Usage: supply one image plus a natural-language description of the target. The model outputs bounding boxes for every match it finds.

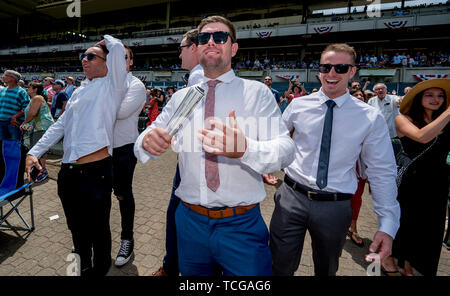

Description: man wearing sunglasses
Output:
[270,43,400,276]
[112,44,147,268]
[26,35,128,276]
[152,28,205,277]
[263,75,280,104]
[135,15,295,276]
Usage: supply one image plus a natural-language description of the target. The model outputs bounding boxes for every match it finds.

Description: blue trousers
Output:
[175,201,272,276]
[162,164,181,275]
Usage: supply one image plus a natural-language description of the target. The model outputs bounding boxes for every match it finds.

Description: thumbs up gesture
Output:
[198,110,247,158]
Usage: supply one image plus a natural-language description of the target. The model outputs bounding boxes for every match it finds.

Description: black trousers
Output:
[57,157,113,276]
[113,143,137,241]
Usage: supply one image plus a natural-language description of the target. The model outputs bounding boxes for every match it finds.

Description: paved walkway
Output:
[0,150,449,276]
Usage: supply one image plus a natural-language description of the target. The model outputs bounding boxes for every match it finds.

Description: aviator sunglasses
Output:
[197,31,233,45]
[318,64,353,74]
[79,52,106,61]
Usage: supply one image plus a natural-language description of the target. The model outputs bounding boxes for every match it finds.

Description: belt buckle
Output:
[306,191,317,201]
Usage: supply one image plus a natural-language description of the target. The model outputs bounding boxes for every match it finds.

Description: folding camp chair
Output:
[0,140,34,237]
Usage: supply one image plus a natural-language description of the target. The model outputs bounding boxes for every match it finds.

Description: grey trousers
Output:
[269,182,353,276]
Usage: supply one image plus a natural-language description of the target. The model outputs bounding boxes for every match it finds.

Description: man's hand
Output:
[25,155,42,182]
[366,231,393,262]
[198,110,247,159]
[10,116,19,127]
[262,173,278,185]
[142,127,172,156]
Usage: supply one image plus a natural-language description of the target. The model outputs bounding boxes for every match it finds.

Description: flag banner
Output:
[167,36,179,43]
[384,21,408,29]
[413,74,448,81]
[276,74,298,81]
[256,31,273,39]
[313,26,334,34]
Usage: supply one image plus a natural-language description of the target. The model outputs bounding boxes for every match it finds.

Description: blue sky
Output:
[313,0,448,15]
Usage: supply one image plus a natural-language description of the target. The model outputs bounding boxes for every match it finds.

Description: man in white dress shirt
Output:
[136,16,295,276]
[112,45,146,267]
[368,83,401,138]
[152,28,205,276]
[26,35,128,276]
[269,43,400,276]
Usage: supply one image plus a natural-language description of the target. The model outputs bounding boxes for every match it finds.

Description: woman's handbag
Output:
[395,136,438,187]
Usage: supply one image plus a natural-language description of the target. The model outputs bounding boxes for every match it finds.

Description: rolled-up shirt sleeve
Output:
[240,86,295,174]
[360,112,400,238]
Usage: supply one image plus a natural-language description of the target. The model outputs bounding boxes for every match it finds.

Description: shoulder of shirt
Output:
[130,75,146,89]
[288,92,320,106]
[240,77,268,90]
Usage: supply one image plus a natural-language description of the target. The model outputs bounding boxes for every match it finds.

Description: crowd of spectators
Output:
[1,50,449,75]
[359,51,450,68]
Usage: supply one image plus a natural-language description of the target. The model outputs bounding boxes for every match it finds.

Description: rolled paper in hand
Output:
[166,86,205,137]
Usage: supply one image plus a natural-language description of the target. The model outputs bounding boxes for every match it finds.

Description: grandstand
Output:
[1,0,449,95]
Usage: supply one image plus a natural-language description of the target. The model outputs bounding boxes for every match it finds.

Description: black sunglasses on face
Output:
[318,64,353,74]
[197,31,232,45]
[178,43,192,53]
[79,52,106,61]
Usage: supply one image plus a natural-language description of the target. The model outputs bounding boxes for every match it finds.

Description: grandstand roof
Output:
[0,0,408,20]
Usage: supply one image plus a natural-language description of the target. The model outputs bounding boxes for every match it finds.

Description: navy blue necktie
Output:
[316,100,336,189]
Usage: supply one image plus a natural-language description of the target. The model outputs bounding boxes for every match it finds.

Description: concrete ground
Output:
[0,149,449,276]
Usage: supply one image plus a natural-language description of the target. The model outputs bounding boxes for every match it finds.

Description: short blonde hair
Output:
[321,43,357,65]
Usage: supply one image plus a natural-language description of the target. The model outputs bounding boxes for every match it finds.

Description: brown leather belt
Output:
[182,201,258,219]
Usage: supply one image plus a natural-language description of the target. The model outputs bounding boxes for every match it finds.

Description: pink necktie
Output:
[205,80,221,192]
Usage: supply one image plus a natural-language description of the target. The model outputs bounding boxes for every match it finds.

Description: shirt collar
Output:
[204,69,236,84]
[318,88,349,108]
[190,64,202,75]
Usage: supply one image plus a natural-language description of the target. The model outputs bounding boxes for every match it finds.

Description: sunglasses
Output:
[197,31,232,45]
[178,43,192,53]
[79,52,106,61]
[318,64,353,74]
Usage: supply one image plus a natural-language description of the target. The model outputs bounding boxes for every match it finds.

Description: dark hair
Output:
[29,82,48,102]
[407,88,447,128]
[123,44,134,60]
[350,87,366,102]
[95,43,109,55]
[183,29,198,46]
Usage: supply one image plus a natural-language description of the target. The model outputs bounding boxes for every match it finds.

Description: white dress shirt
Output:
[283,88,400,238]
[187,64,204,86]
[113,73,147,148]
[29,35,128,163]
[368,94,400,138]
[135,70,295,208]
